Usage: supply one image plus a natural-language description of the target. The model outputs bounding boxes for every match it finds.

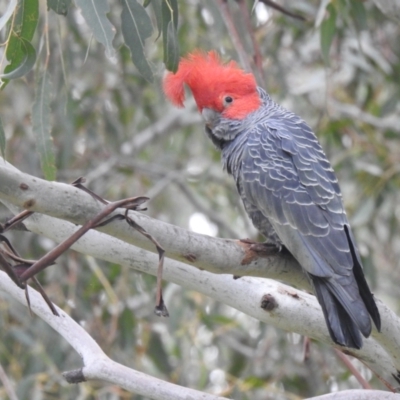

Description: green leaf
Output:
[143,0,152,7]
[164,21,179,71]
[161,0,179,71]
[2,0,38,82]
[0,116,6,158]
[75,0,116,59]
[349,0,367,31]
[14,0,38,39]
[121,0,154,82]
[32,71,57,180]
[162,0,178,31]
[1,37,36,81]
[320,3,337,65]
[47,0,72,16]
[151,0,162,40]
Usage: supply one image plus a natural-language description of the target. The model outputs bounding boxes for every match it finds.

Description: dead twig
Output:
[258,0,306,21]
[216,0,252,72]
[334,349,372,389]
[1,210,34,232]
[70,182,168,316]
[237,0,265,84]
[18,196,148,281]
[0,178,168,317]
[0,236,59,315]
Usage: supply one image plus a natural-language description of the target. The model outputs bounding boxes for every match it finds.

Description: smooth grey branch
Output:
[1,159,400,384]
[2,208,398,385]
[0,158,308,287]
[0,271,227,400]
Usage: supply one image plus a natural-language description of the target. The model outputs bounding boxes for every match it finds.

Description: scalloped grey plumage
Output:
[204,88,381,349]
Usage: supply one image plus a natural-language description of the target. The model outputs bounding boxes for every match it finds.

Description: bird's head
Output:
[163,51,261,121]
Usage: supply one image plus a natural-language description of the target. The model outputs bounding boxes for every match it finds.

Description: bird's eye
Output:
[223,96,233,106]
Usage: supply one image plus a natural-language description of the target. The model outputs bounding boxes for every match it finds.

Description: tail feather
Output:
[326,277,372,337]
[310,226,380,348]
[312,277,363,349]
[353,263,381,331]
[345,225,381,331]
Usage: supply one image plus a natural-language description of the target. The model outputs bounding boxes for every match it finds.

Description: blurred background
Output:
[0,0,399,398]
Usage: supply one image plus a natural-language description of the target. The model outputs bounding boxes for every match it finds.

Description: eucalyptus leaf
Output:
[121,0,154,82]
[162,0,178,30]
[162,0,179,71]
[320,3,337,65]
[164,21,179,72]
[1,37,36,81]
[13,0,39,39]
[75,0,116,59]
[2,0,38,82]
[47,0,72,16]
[32,71,57,180]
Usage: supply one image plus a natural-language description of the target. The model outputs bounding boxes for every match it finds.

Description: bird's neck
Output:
[221,130,248,178]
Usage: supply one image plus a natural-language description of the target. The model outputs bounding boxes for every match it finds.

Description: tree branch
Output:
[0,158,309,287]
[1,272,396,399]
[1,211,398,384]
[0,159,400,386]
[0,271,227,400]
[307,389,400,400]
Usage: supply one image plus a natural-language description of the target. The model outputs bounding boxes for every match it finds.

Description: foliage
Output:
[0,0,399,398]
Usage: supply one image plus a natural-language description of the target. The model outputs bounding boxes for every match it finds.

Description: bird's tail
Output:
[345,225,381,333]
[311,265,380,349]
[312,277,365,349]
[310,225,380,349]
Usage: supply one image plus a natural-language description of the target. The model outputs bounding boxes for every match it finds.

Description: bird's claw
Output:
[239,238,281,256]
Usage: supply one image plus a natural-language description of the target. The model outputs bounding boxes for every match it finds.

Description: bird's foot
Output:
[239,238,282,256]
[238,238,283,265]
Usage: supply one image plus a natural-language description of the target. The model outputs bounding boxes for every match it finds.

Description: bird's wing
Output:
[240,114,380,345]
[241,115,355,278]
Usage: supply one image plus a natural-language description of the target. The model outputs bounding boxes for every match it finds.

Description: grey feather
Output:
[204,88,380,349]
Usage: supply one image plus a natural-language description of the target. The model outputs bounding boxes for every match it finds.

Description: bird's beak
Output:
[202,108,221,128]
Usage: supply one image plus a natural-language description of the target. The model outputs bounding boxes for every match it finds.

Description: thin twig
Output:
[13,179,167,316]
[124,210,168,317]
[1,210,33,232]
[31,276,60,316]
[334,349,372,389]
[238,0,265,84]
[19,197,149,281]
[0,252,25,288]
[258,0,306,21]
[0,235,59,315]
[71,177,108,204]
[216,0,252,72]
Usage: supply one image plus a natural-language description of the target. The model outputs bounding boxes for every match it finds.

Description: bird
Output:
[163,50,380,349]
